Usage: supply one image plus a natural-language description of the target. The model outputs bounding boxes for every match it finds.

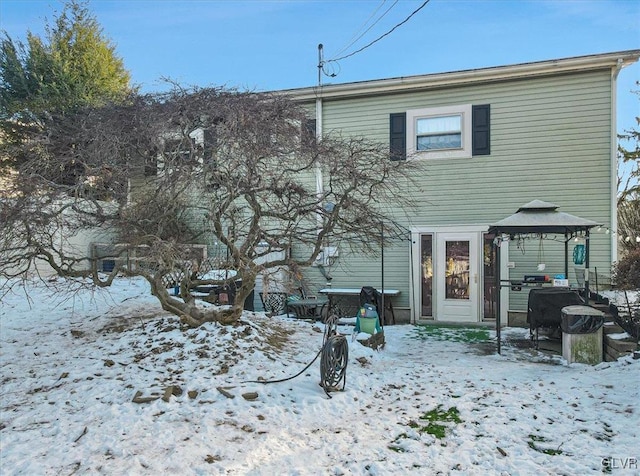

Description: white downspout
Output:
[315,95,324,242]
[315,97,323,201]
[610,58,623,263]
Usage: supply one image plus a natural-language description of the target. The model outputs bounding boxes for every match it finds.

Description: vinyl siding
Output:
[303,69,615,312]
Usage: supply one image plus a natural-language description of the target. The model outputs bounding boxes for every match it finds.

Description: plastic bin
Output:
[358,317,379,335]
[561,305,604,334]
[561,305,605,364]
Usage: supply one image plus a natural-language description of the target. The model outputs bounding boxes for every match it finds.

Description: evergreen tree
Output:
[0,0,133,172]
[617,83,639,256]
[617,116,639,206]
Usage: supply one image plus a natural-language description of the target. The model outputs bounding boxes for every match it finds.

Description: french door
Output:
[419,230,498,322]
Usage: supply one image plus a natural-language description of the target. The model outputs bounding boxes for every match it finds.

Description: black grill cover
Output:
[527,288,585,331]
[360,286,383,323]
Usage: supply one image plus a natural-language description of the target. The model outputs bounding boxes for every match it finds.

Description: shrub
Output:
[613,248,640,289]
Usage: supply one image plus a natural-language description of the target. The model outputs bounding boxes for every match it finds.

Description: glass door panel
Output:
[420,235,433,317]
[445,240,470,300]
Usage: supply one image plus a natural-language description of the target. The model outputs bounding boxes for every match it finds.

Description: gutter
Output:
[283,50,640,102]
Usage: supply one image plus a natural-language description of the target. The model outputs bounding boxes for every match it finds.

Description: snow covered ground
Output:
[1,277,638,475]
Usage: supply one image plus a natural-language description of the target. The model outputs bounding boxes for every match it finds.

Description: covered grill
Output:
[527,288,585,348]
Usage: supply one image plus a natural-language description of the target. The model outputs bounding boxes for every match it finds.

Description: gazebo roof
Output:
[488,200,599,235]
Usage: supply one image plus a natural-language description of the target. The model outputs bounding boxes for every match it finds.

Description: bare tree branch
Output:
[1,85,418,327]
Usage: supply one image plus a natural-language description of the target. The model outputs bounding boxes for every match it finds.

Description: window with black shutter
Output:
[397,104,490,159]
[389,112,406,161]
[472,104,490,156]
[302,118,317,148]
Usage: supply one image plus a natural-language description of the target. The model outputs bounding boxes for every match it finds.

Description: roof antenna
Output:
[317,43,324,87]
[318,43,339,87]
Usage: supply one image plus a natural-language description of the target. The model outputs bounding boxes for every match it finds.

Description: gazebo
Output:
[487,200,600,353]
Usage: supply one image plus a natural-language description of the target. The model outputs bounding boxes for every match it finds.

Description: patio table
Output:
[286,298,328,320]
[319,288,400,325]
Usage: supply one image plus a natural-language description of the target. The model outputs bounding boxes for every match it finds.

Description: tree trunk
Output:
[159,272,258,328]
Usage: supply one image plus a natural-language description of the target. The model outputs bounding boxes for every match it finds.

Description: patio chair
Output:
[259,291,288,315]
[286,294,327,320]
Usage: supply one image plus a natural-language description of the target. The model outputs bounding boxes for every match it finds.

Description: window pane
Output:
[416,114,462,151]
[445,240,469,300]
[416,115,461,134]
[417,133,462,150]
[421,235,433,317]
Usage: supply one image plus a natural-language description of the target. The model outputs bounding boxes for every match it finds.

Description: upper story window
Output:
[407,104,472,159]
[155,128,205,176]
[391,104,490,161]
[416,115,462,151]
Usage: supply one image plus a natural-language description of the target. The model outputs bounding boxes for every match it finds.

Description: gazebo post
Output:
[564,232,569,280]
[495,237,501,354]
[584,229,590,302]
[381,223,385,325]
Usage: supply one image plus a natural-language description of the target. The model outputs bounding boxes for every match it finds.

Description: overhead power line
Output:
[328,0,431,63]
[330,0,399,60]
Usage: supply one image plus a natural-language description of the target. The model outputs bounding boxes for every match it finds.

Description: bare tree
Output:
[0,86,417,326]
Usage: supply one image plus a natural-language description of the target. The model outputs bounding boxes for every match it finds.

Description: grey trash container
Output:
[561,305,605,364]
[561,305,604,334]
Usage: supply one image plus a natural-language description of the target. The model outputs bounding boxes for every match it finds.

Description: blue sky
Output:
[1,0,639,133]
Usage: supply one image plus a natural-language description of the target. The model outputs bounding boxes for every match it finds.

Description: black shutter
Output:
[303,119,317,148]
[390,112,406,161]
[472,104,490,156]
[305,118,316,137]
[203,127,217,156]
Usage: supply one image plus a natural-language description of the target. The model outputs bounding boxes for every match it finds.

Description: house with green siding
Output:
[281,50,640,325]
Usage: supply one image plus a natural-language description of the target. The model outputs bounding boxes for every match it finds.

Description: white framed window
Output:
[406,104,472,159]
[155,128,205,176]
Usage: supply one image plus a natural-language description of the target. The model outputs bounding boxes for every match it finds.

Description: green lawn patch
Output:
[410,324,491,343]
[527,434,563,455]
[405,405,464,440]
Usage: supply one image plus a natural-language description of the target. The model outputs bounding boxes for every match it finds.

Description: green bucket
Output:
[359,316,378,335]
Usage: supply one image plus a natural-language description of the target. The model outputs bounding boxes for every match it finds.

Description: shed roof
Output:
[488,200,599,235]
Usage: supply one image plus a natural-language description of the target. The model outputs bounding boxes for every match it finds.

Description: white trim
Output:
[406,104,472,160]
[286,50,640,101]
[411,224,489,234]
[410,231,423,323]
[610,60,623,261]
[410,225,491,323]
[156,128,204,177]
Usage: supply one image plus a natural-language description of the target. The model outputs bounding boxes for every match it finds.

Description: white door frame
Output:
[410,225,509,323]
